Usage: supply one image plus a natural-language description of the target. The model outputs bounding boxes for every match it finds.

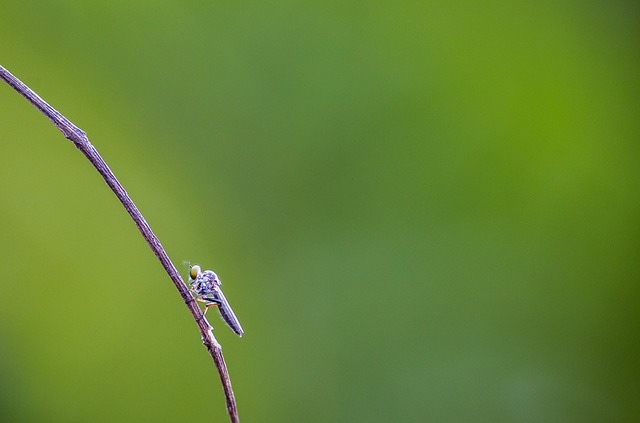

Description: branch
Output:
[0,65,240,423]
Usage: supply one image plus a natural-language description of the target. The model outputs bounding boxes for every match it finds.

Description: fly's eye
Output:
[190,265,201,280]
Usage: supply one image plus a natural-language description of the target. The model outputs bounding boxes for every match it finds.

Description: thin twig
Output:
[0,64,240,423]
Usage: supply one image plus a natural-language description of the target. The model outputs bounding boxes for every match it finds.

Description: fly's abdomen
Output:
[214,288,244,336]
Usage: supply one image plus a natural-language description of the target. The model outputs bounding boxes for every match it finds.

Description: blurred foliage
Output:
[1,1,639,422]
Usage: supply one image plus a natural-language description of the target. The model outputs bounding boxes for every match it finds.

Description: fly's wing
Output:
[213,286,244,336]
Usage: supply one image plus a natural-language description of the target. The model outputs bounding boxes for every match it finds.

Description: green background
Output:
[1,1,638,422]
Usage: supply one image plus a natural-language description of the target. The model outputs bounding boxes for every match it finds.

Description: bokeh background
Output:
[1,1,638,422]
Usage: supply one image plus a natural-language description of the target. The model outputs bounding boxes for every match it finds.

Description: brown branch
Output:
[0,64,240,423]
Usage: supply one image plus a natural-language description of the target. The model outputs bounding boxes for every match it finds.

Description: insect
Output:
[187,263,244,337]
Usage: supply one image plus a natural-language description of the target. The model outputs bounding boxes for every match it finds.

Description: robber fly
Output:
[187,263,244,336]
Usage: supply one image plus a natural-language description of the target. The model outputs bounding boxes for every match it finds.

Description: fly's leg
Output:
[201,296,221,315]
[192,297,218,331]
[188,284,198,296]
[193,297,213,314]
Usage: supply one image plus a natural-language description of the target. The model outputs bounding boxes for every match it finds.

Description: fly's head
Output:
[188,264,202,285]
